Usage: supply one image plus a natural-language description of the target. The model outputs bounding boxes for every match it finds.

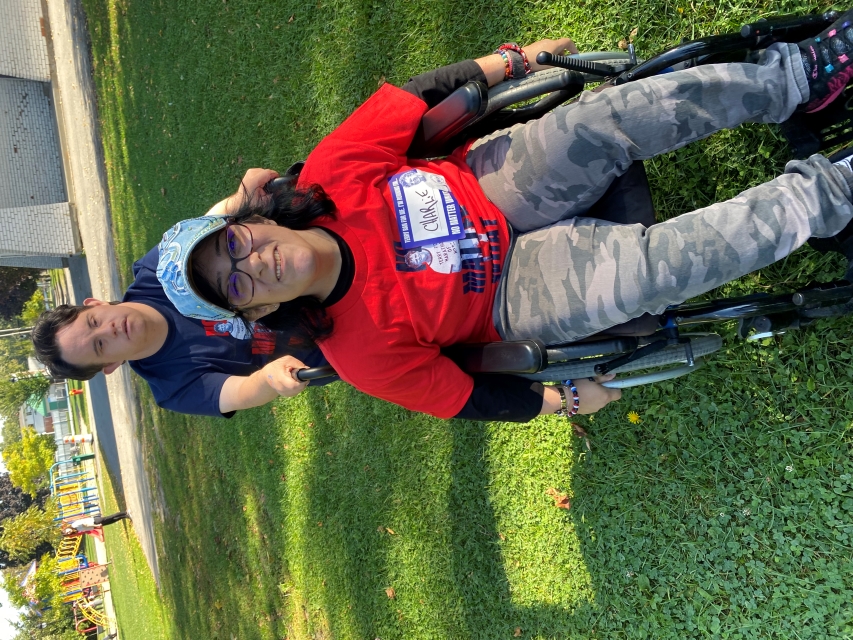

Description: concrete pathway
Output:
[45,0,160,587]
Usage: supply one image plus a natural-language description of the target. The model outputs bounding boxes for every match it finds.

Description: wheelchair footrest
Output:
[780,84,853,158]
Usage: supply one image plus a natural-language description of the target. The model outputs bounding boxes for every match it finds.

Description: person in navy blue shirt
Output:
[31,245,331,418]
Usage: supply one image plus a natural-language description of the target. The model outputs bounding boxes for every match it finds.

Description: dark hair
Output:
[190,180,337,347]
[31,305,103,381]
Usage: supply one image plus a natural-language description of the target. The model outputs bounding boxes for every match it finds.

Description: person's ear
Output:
[83,298,109,308]
[242,303,280,321]
[101,361,124,375]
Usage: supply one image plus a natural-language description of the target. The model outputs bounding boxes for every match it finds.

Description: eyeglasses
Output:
[222,223,255,308]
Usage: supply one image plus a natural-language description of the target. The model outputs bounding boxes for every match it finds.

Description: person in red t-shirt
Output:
[157,18,853,422]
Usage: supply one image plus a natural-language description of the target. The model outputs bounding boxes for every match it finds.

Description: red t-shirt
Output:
[299,83,511,418]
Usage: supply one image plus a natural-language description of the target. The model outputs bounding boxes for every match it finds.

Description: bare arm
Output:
[539,375,621,415]
[218,355,308,413]
[474,37,580,87]
[205,168,280,218]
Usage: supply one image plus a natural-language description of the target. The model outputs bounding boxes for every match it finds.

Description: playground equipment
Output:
[50,462,100,523]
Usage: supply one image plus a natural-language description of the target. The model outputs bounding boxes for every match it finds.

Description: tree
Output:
[20,289,45,326]
[3,555,80,640]
[0,267,40,321]
[0,317,36,375]
[2,429,56,497]
[0,473,50,568]
[0,373,52,425]
[1,419,23,449]
[0,501,60,562]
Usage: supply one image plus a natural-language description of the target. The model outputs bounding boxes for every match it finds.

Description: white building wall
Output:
[0,0,50,82]
[0,202,76,255]
[0,78,66,208]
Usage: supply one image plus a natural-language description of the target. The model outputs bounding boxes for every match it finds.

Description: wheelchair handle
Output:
[536,51,616,77]
[294,365,338,381]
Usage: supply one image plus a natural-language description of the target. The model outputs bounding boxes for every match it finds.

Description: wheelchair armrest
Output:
[409,81,488,158]
[480,69,582,117]
[444,340,548,374]
[410,69,584,158]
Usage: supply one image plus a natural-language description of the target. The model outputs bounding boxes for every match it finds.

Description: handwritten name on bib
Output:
[389,169,465,249]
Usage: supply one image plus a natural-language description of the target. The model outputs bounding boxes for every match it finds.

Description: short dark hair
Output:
[31,305,103,381]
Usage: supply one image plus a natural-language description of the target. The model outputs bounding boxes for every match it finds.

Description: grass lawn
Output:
[67,379,90,433]
[79,0,853,637]
[96,458,174,640]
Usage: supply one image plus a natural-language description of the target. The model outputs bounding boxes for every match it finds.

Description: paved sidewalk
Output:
[45,0,160,587]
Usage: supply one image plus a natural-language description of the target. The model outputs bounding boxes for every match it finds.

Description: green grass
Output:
[67,379,89,434]
[96,458,174,640]
[79,0,853,637]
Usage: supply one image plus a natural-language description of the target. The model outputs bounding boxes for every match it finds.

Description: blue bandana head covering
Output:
[156,215,235,320]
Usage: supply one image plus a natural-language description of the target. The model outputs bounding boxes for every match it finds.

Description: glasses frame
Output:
[223,222,256,309]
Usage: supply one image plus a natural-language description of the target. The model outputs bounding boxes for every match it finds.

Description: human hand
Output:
[262,355,309,398]
[574,374,621,414]
[237,168,279,205]
[524,38,580,72]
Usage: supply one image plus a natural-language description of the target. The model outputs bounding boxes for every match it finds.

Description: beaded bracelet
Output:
[563,379,580,417]
[553,380,580,418]
[494,43,531,75]
[554,384,568,416]
[496,49,513,80]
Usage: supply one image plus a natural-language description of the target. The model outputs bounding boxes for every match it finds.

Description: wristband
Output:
[494,43,531,76]
[554,384,568,416]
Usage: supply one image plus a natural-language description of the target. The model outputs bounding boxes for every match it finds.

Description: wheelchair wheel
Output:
[521,332,722,384]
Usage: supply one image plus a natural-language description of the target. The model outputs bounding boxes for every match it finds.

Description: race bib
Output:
[389,169,465,249]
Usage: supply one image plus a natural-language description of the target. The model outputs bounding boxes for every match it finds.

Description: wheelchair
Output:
[295,10,853,390]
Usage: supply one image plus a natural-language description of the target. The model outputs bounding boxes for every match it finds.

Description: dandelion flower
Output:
[627,411,641,424]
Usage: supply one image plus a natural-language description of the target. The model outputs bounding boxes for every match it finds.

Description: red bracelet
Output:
[494,43,531,75]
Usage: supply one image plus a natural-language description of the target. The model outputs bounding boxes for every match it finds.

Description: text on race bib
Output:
[389,169,465,249]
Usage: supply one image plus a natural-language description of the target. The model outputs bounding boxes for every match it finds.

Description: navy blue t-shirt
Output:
[122,247,331,417]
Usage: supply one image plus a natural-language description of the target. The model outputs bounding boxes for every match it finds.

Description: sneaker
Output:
[799,10,853,113]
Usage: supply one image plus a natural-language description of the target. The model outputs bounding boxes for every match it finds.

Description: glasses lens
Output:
[227,272,254,307]
[226,225,252,260]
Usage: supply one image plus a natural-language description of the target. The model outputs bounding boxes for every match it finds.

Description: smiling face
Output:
[55,299,167,374]
[193,222,322,311]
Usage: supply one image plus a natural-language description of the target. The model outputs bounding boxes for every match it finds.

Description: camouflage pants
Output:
[464,45,853,342]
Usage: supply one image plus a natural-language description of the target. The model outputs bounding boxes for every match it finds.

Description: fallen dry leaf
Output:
[377,526,385,533]
[514,627,522,637]
[629,26,639,42]
[385,587,396,599]
[571,422,588,438]
[378,75,386,87]
[160,187,166,196]
[618,38,628,50]
[546,487,571,510]
[385,527,396,535]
